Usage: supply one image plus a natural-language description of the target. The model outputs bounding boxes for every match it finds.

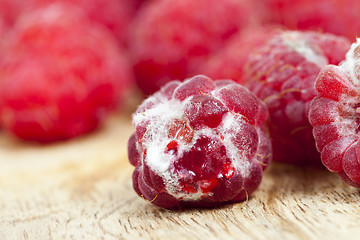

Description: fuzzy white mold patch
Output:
[181,190,209,201]
[133,95,207,200]
[282,31,328,68]
[133,97,184,174]
[335,95,360,137]
[220,113,253,178]
[341,38,360,87]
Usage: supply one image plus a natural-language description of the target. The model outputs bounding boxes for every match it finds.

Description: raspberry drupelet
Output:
[309,39,360,187]
[0,3,132,142]
[245,30,350,165]
[128,75,272,209]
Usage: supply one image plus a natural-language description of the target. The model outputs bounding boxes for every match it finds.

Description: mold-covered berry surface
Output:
[310,39,360,188]
[1,112,360,239]
[129,75,272,209]
[245,30,350,165]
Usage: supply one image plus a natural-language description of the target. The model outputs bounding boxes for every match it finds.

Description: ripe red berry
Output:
[30,0,136,45]
[0,3,132,142]
[245,30,350,165]
[309,39,360,187]
[259,0,360,41]
[128,75,272,209]
[200,26,281,85]
[129,0,253,95]
[0,0,135,45]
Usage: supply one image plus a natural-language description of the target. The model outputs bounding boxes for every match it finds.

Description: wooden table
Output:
[1,112,359,240]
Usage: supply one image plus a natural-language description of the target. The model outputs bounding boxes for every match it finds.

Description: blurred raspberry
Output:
[309,39,360,187]
[199,25,281,84]
[128,75,272,209]
[129,0,253,95]
[31,0,137,45]
[259,0,360,41]
[246,30,350,165]
[0,3,133,142]
[0,0,136,45]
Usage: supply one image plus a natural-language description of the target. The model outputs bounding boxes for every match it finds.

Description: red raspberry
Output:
[129,0,253,95]
[245,30,350,165]
[128,75,272,209]
[309,39,360,187]
[0,3,132,142]
[0,0,135,45]
[31,0,136,45]
[259,0,360,41]
[200,25,281,85]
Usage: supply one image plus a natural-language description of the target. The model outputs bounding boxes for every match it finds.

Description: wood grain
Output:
[0,112,360,240]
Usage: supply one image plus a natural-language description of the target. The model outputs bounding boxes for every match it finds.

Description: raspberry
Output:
[0,17,5,38]
[245,30,350,165]
[200,25,281,85]
[129,0,253,95]
[0,0,135,45]
[309,39,360,187]
[259,0,360,41]
[30,0,136,45]
[0,3,132,142]
[128,75,272,209]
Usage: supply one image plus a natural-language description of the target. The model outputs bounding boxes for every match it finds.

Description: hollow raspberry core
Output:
[128,75,272,209]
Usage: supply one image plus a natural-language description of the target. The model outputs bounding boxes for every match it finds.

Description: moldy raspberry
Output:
[309,39,360,187]
[128,75,272,209]
[129,0,253,95]
[0,3,132,142]
[245,30,350,165]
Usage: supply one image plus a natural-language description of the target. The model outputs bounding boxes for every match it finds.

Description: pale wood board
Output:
[0,111,360,240]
